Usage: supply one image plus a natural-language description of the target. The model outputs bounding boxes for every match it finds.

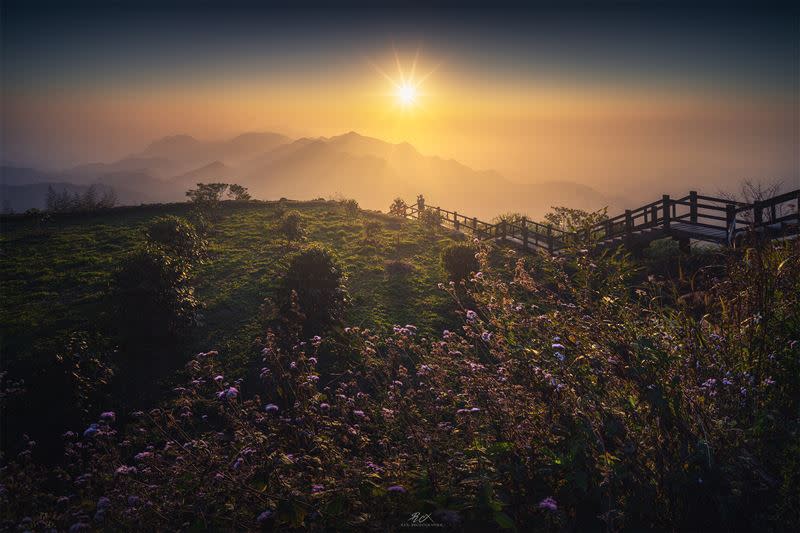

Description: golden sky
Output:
[2,6,798,198]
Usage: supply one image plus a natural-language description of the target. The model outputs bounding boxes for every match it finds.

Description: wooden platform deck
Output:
[399,189,800,254]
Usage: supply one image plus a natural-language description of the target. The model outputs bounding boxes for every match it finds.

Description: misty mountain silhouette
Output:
[1,131,623,217]
[173,161,233,188]
[140,132,291,169]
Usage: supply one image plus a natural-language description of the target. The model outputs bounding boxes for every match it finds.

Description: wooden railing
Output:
[400,188,800,253]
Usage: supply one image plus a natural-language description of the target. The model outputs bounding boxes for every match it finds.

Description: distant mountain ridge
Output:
[1,131,624,217]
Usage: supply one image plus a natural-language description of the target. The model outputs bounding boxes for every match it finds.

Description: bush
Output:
[362,219,382,243]
[418,208,442,233]
[441,242,480,280]
[111,247,199,343]
[226,184,251,201]
[389,197,407,216]
[340,198,360,218]
[492,212,528,226]
[145,216,205,260]
[186,182,227,209]
[280,246,347,334]
[279,210,305,240]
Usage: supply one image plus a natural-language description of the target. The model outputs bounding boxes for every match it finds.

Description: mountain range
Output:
[0,131,626,218]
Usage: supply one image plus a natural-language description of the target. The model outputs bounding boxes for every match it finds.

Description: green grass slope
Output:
[0,200,459,377]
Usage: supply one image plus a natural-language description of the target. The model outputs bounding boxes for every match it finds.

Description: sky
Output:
[1,1,798,197]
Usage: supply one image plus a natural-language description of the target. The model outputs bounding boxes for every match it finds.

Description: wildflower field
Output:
[1,200,799,531]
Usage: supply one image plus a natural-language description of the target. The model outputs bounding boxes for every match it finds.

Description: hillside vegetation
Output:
[1,200,798,531]
[0,201,457,451]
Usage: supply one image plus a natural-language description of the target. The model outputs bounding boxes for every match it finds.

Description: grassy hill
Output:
[0,201,459,375]
[1,199,798,532]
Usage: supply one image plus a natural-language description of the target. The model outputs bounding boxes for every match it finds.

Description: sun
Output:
[370,47,437,111]
[397,83,417,106]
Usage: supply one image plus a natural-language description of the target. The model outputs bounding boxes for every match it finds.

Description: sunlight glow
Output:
[397,83,417,106]
[370,47,438,111]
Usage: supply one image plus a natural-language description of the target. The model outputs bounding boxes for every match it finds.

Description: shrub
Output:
[186,182,228,220]
[389,197,407,216]
[418,208,442,233]
[226,184,251,201]
[492,212,528,226]
[362,219,382,243]
[340,198,360,218]
[186,182,228,208]
[279,210,305,240]
[280,246,347,334]
[111,246,199,343]
[441,242,480,280]
[145,215,205,260]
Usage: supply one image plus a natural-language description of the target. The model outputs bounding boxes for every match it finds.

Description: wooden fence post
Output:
[689,191,698,224]
[547,225,554,254]
[651,204,658,227]
[625,210,633,241]
[726,204,736,246]
[753,201,762,226]
[797,190,800,224]
[662,195,671,230]
[454,212,459,230]
[521,217,529,249]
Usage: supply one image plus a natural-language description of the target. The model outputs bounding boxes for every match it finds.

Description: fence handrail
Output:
[400,189,799,252]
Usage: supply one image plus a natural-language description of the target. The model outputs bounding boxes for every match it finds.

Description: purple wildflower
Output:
[481,331,492,342]
[387,485,407,493]
[264,403,279,413]
[224,387,239,399]
[257,510,274,523]
[99,411,116,422]
[115,465,137,476]
[538,496,558,511]
[466,310,478,321]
